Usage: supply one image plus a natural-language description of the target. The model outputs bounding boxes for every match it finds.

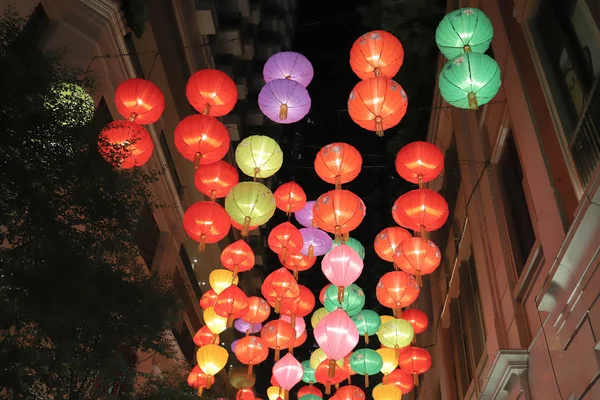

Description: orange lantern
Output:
[214,284,249,326]
[398,346,431,386]
[98,120,154,169]
[336,385,366,400]
[280,285,316,322]
[174,114,230,168]
[221,239,255,279]
[194,160,239,201]
[319,284,332,305]
[298,385,323,398]
[231,218,259,234]
[267,222,304,259]
[236,389,256,400]
[261,268,300,313]
[292,329,308,348]
[374,227,412,263]
[261,319,296,360]
[234,336,269,375]
[199,289,218,309]
[392,189,449,238]
[350,31,404,80]
[183,201,231,251]
[348,77,408,137]
[193,326,219,346]
[241,296,271,325]
[314,143,363,189]
[186,69,238,116]
[393,237,441,286]
[384,368,414,394]
[313,190,365,240]
[280,252,317,280]
[187,365,214,396]
[376,271,420,317]
[395,141,444,186]
[315,358,349,395]
[274,182,307,216]
[114,78,165,124]
[402,309,428,336]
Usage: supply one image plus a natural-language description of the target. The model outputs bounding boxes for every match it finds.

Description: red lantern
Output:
[242,296,271,325]
[274,182,307,216]
[298,385,323,398]
[174,114,230,168]
[214,285,249,326]
[384,368,414,394]
[234,336,269,375]
[393,237,441,286]
[280,252,317,280]
[292,329,308,348]
[395,141,444,186]
[183,201,231,251]
[402,309,429,335]
[187,365,214,396]
[114,78,165,124]
[221,239,255,279]
[98,120,153,169]
[313,190,365,240]
[398,346,432,386]
[350,30,404,80]
[194,160,239,201]
[319,284,332,305]
[193,325,219,346]
[335,385,366,400]
[200,289,218,309]
[261,320,296,361]
[392,189,449,237]
[348,77,408,137]
[186,69,238,116]
[280,285,315,321]
[314,143,363,189]
[236,389,255,400]
[315,359,349,395]
[376,271,420,317]
[261,268,300,313]
[267,222,303,260]
[374,227,412,263]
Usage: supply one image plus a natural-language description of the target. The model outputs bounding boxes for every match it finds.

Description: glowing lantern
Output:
[280,314,306,338]
[267,386,283,400]
[194,160,239,201]
[394,237,442,285]
[209,269,239,295]
[319,285,331,305]
[301,360,317,385]
[231,218,259,234]
[280,285,315,322]
[313,190,365,240]
[350,30,404,79]
[298,385,322,398]
[235,135,283,180]
[280,252,317,280]
[261,268,299,313]
[335,385,366,400]
[292,329,307,348]
[229,366,256,390]
[395,141,444,186]
[186,69,238,116]
[268,222,304,260]
[261,319,296,361]
[48,82,95,127]
[263,51,314,87]
[234,319,262,335]
[398,346,432,385]
[315,358,349,395]
[314,309,359,377]
[98,120,153,169]
[183,201,231,251]
[402,308,429,335]
[174,114,230,168]
[310,348,344,370]
[439,52,501,110]
[203,307,228,335]
[311,307,330,329]
[376,271,420,317]
[221,240,255,279]
[214,285,249,326]
[234,336,269,375]
[295,200,316,228]
[351,309,381,344]
[272,353,303,400]
[259,79,311,124]
[377,318,414,350]
[298,395,320,400]
[436,8,494,60]
[237,389,256,400]
[323,284,365,317]
[194,325,219,346]
[372,384,402,400]
[241,296,271,325]
[299,228,332,258]
[314,143,363,189]
[321,245,364,302]
[349,349,383,387]
[187,365,214,396]
[196,344,228,387]
[331,237,365,260]
[200,289,218,309]
[114,78,164,124]
[392,189,449,237]
[348,77,408,137]
[274,181,307,216]
[376,348,398,375]
[374,227,412,263]
[384,368,414,394]
[226,182,276,236]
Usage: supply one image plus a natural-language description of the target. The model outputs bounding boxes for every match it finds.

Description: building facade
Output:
[417,0,600,399]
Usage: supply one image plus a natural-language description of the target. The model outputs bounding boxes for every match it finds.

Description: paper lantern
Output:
[215,284,249,326]
[315,358,349,394]
[292,329,307,348]
[234,336,269,375]
[200,289,218,310]
[311,307,330,329]
[395,141,444,185]
[261,268,300,312]
[47,82,95,127]
[221,240,255,279]
[259,78,311,124]
[321,245,363,302]
[295,200,316,228]
[231,218,259,234]
[203,307,228,335]
[268,222,304,259]
[436,7,494,60]
[378,315,394,330]
[272,353,303,399]
[231,339,240,353]
[266,386,283,400]
[376,271,420,317]
[331,237,365,260]
[392,189,449,236]
[374,227,412,263]
[397,346,432,385]
[274,181,307,215]
[394,237,441,285]
[402,309,429,337]
[335,385,366,400]
[319,285,331,305]
[299,228,332,258]
[229,366,256,390]
[209,269,239,295]
[280,252,317,280]
[183,201,231,251]
[263,51,314,87]
[313,190,365,239]
[314,309,359,377]
[384,368,414,394]
[348,77,408,137]
[196,344,228,385]
[350,30,404,79]
[280,314,306,338]
[114,78,164,124]
[235,135,283,180]
[298,395,321,400]
[174,114,230,168]
[237,389,256,400]
[187,365,214,396]
[298,385,322,398]
[186,69,238,116]
[349,349,383,387]
[193,325,219,346]
[242,296,271,325]
[301,360,317,384]
[98,120,153,169]
[310,348,344,370]
[234,319,262,335]
[439,52,501,110]
[351,310,382,344]
[226,182,276,236]
[314,143,363,189]
[372,384,402,400]
[376,348,398,375]
[323,284,365,317]
[261,319,296,360]
[280,285,315,320]
[377,318,414,349]
[194,160,239,201]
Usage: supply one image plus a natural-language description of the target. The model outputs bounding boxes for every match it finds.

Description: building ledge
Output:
[479,350,529,400]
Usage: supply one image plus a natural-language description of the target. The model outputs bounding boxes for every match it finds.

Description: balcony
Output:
[195,0,218,35]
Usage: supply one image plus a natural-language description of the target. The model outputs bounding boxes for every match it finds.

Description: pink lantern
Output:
[299,228,333,258]
[321,244,364,302]
[258,79,311,124]
[295,200,316,228]
[263,51,314,87]
[272,353,303,399]
[314,309,359,379]
[279,314,306,338]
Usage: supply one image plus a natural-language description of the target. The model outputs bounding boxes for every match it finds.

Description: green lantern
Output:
[299,395,322,400]
[377,318,414,349]
[235,135,283,180]
[323,284,365,317]
[438,52,501,110]
[46,82,95,127]
[352,310,381,344]
[349,348,383,388]
[331,237,365,260]
[436,7,494,60]
[301,360,316,384]
[225,182,276,236]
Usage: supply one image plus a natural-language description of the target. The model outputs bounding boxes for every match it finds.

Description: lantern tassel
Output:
[206,375,213,390]
[464,44,472,53]
[308,244,314,258]
[335,383,340,390]
[290,314,296,329]
[286,203,291,217]
[242,216,251,237]
[210,190,217,202]
[253,167,260,182]
[275,298,280,313]
[232,265,238,280]
[418,174,424,189]
[198,235,206,252]
[335,175,341,190]
[467,91,479,111]
[342,232,349,242]
[281,246,287,260]
[247,363,253,376]
[280,103,288,120]
[226,314,234,328]
[311,219,317,228]
[325,384,331,395]
[375,116,384,137]
[414,373,419,386]
[309,381,313,390]
[194,152,202,169]
[334,225,342,241]
[128,112,138,122]
[364,333,369,344]
[337,286,345,303]
[203,103,211,115]
[328,359,336,379]
[212,334,218,344]
[347,375,351,385]
[374,67,381,77]
[419,226,428,241]
[246,329,250,337]
[293,267,299,281]
[289,346,294,354]
[283,389,289,400]
[197,387,203,397]
[394,306,402,318]
[412,336,416,345]
[417,271,423,287]
[275,348,280,361]
[365,374,369,388]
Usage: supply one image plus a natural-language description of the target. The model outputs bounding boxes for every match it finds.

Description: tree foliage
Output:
[0,8,183,399]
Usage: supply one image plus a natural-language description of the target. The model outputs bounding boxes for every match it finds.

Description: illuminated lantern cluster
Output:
[348,31,408,137]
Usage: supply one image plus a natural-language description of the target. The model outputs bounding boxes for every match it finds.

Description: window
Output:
[437,136,461,257]
[134,202,161,270]
[124,33,144,78]
[159,131,183,194]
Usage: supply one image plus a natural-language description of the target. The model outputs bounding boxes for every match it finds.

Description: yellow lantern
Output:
[203,307,228,335]
[209,269,238,294]
[376,348,398,375]
[196,344,228,387]
[377,318,414,349]
[310,347,344,370]
[225,182,276,236]
[372,383,402,400]
[311,307,330,329]
[235,135,283,180]
[267,386,283,400]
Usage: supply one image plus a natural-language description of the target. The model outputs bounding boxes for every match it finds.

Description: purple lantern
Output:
[231,339,239,353]
[234,319,262,334]
[263,51,314,88]
[280,314,306,338]
[299,227,332,258]
[295,200,316,228]
[258,79,311,124]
